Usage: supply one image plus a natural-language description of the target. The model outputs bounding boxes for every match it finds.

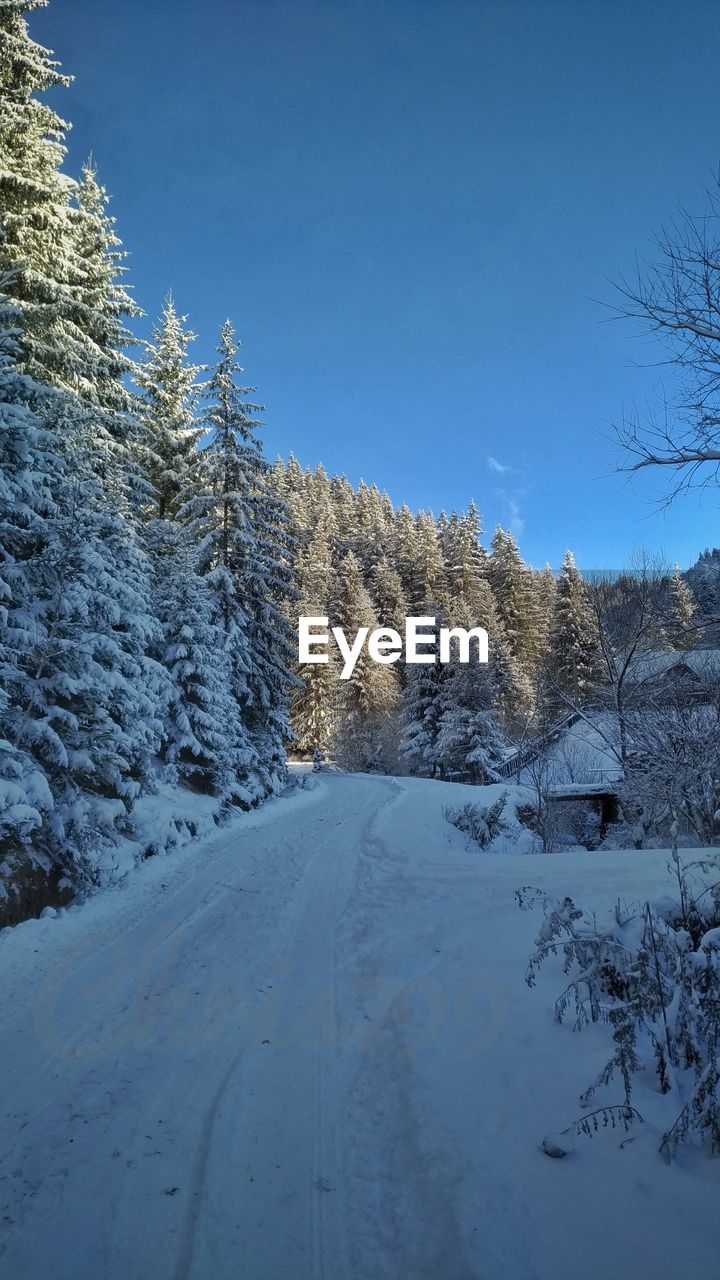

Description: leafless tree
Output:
[522,750,558,854]
[619,674,720,846]
[613,172,720,499]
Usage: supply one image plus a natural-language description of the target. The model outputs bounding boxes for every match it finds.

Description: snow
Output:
[518,713,623,786]
[1,772,718,1279]
[628,648,720,681]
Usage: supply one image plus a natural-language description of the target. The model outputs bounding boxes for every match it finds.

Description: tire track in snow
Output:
[338,779,483,1280]
[170,776,397,1280]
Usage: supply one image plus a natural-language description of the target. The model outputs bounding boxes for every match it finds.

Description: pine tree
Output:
[469,575,533,736]
[0,7,136,407]
[134,297,204,521]
[354,480,389,571]
[410,511,446,609]
[0,0,74,386]
[399,598,460,778]
[400,661,447,777]
[0,7,167,892]
[369,556,408,636]
[152,527,251,801]
[291,656,338,757]
[296,512,334,611]
[306,463,334,522]
[489,526,543,679]
[435,660,505,783]
[546,550,603,710]
[534,562,557,656]
[0,284,58,863]
[390,503,419,600]
[180,322,296,797]
[1,366,165,876]
[291,510,338,755]
[333,551,398,772]
[282,453,310,536]
[329,472,356,547]
[429,594,505,781]
[667,563,696,650]
[71,157,141,414]
[441,500,489,619]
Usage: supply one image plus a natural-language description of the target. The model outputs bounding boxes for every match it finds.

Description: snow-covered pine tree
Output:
[410,511,447,611]
[398,596,463,778]
[291,654,338,758]
[180,322,296,798]
[666,562,697,651]
[333,551,399,772]
[440,501,489,619]
[0,283,57,880]
[534,562,557,657]
[685,550,720,640]
[399,659,447,777]
[0,5,137,415]
[306,463,334,522]
[152,525,252,801]
[390,503,419,601]
[71,157,141,415]
[434,599,506,782]
[489,526,543,681]
[280,453,311,540]
[0,0,74,387]
[291,511,338,755]
[30,404,165,850]
[354,480,389,573]
[369,556,409,637]
[468,574,533,737]
[0,4,169,902]
[329,472,356,547]
[1,288,165,880]
[434,664,505,783]
[546,550,603,711]
[134,297,204,522]
[306,466,340,578]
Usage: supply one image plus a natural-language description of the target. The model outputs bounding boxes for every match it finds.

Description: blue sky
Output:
[37,0,720,568]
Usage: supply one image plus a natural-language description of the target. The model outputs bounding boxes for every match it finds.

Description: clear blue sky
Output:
[37,0,720,568]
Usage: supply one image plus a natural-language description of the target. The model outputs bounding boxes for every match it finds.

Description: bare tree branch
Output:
[612,171,720,497]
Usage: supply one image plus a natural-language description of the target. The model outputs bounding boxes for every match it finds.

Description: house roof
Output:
[626,649,720,684]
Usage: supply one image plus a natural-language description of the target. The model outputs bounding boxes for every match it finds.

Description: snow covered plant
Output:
[618,695,720,847]
[517,854,720,1160]
[444,793,509,849]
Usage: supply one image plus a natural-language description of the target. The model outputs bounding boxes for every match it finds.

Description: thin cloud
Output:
[507,496,525,538]
[487,455,510,475]
[497,488,526,540]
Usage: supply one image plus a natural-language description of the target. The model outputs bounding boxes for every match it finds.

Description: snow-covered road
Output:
[1,773,718,1279]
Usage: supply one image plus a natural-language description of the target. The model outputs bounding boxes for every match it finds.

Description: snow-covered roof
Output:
[627,649,720,684]
[518,714,623,788]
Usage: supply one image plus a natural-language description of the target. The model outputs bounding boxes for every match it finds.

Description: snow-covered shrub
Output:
[518,853,720,1159]
[618,694,720,847]
[444,792,509,849]
[286,770,320,793]
[516,795,601,852]
[556,800,602,849]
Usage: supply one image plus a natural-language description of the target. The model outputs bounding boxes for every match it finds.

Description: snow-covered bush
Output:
[518,853,720,1159]
[619,698,720,847]
[285,770,320,793]
[516,794,601,852]
[444,792,509,849]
